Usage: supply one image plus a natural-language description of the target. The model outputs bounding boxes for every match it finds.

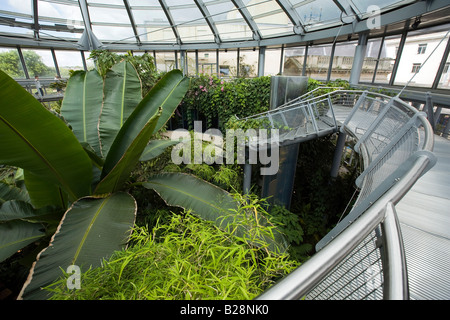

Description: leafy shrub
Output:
[180,74,271,130]
[45,206,299,300]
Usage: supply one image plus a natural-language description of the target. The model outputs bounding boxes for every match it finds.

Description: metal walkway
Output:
[250,89,449,300]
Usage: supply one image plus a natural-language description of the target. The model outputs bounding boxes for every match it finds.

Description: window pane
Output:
[155,51,175,72]
[247,0,292,37]
[394,29,449,88]
[54,50,85,77]
[239,49,258,78]
[264,48,282,76]
[283,46,306,76]
[218,49,238,78]
[198,50,217,76]
[21,48,56,78]
[437,49,450,90]
[0,47,26,79]
[306,44,332,81]
[360,38,382,83]
[186,51,197,76]
[374,34,401,84]
[329,42,357,81]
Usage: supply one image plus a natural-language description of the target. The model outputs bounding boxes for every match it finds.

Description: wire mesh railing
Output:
[256,90,436,300]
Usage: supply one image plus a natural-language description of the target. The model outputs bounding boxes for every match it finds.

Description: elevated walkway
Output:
[248,89,449,300]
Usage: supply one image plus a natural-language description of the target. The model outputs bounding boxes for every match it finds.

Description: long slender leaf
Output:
[0,71,93,201]
[0,220,45,263]
[99,61,142,157]
[94,109,161,194]
[100,70,189,179]
[18,192,137,300]
[60,69,104,156]
[143,173,238,224]
[139,139,179,161]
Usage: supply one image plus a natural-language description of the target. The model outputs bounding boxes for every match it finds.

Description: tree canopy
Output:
[0,49,54,78]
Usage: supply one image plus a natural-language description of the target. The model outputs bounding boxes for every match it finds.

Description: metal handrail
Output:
[256,90,436,300]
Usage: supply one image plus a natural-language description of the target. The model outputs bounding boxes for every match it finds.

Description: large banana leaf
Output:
[139,139,179,162]
[18,192,137,300]
[0,220,45,263]
[94,70,189,194]
[0,181,30,204]
[0,71,93,202]
[99,61,142,157]
[24,170,68,210]
[60,69,104,156]
[143,173,287,253]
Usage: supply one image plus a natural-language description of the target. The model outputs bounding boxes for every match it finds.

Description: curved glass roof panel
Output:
[0,0,449,50]
[247,0,293,37]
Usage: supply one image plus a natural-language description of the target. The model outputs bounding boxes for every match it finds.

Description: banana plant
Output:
[0,60,286,300]
[0,65,190,300]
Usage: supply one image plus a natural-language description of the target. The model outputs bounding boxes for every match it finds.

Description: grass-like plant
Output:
[45,194,299,300]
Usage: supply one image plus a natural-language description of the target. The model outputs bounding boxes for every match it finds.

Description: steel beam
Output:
[231,0,262,41]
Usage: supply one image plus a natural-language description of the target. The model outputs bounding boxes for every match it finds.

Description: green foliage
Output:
[88,50,161,96]
[0,50,54,78]
[180,74,271,130]
[306,78,352,97]
[45,208,299,300]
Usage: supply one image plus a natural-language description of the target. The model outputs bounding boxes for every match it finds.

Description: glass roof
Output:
[0,0,438,49]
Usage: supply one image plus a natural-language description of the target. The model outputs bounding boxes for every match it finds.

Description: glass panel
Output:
[283,46,306,76]
[264,48,282,76]
[437,46,450,90]
[374,34,401,84]
[329,42,357,81]
[306,44,333,81]
[360,38,382,83]
[2,0,33,16]
[349,0,416,14]
[54,50,85,77]
[239,49,258,78]
[38,0,83,25]
[91,25,136,42]
[186,51,197,76]
[155,51,175,72]
[198,50,217,76]
[394,29,450,88]
[218,49,238,78]
[0,47,26,79]
[205,0,252,41]
[289,0,342,31]
[21,48,56,78]
[246,0,292,37]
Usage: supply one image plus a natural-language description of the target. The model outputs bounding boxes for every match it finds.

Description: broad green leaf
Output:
[143,173,286,253]
[100,70,189,179]
[0,71,93,201]
[24,170,68,210]
[0,181,30,204]
[143,173,238,224]
[18,192,137,300]
[94,109,161,194]
[94,70,189,195]
[0,200,61,223]
[0,220,45,263]
[99,61,142,157]
[61,69,104,156]
[139,139,179,161]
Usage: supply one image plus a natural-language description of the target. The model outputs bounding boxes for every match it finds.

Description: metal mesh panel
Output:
[306,230,384,300]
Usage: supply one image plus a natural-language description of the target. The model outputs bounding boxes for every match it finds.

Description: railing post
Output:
[381,202,410,300]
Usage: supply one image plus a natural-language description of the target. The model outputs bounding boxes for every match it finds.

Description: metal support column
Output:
[350,32,369,85]
[426,92,435,130]
[330,130,347,179]
[243,163,252,194]
[302,44,308,77]
[327,42,336,82]
[258,46,266,77]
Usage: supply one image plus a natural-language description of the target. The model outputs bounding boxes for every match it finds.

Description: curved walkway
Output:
[396,134,450,300]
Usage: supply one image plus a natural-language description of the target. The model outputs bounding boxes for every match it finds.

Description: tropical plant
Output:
[0,59,287,299]
[44,208,299,300]
[0,64,191,299]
